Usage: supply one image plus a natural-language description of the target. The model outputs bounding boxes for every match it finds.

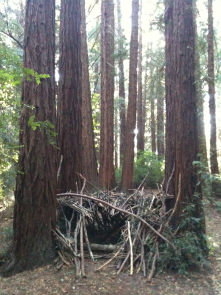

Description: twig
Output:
[1,30,24,49]
[117,223,142,274]
[57,193,176,250]
[58,251,70,266]
[142,230,146,277]
[147,242,159,282]
[80,216,86,277]
[57,155,63,181]
[79,174,86,194]
[95,238,128,272]
[128,221,133,275]
[83,218,95,262]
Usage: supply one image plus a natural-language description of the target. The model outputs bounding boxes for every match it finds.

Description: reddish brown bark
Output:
[99,0,116,189]
[137,0,144,153]
[193,1,208,168]
[121,0,139,191]
[164,0,206,233]
[208,0,219,174]
[151,90,156,154]
[157,95,165,158]
[116,0,126,164]
[4,0,56,276]
[81,0,98,186]
[149,65,156,154]
[57,0,82,192]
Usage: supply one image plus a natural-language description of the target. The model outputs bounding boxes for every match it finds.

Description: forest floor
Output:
[0,198,221,295]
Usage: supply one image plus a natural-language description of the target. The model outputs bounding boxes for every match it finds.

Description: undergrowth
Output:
[116,151,164,188]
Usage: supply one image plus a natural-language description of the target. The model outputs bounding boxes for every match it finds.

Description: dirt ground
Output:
[0,200,221,295]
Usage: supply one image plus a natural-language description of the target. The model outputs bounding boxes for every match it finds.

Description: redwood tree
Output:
[57,0,82,192]
[137,0,144,153]
[164,0,207,249]
[81,0,98,185]
[156,72,165,158]
[121,0,139,191]
[99,0,116,189]
[4,0,56,275]
[208,0,219,174]
[116,0,126,164]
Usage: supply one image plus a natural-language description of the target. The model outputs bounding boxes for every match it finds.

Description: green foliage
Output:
[28,116,57,146]
[193,160,221,200]
[0,42,22,199]
[157,203,208,274]
[158,231,209,275]
[115,151,164,188]
[214,201,221,212]
[91,93,100,152]
[23,68,50,85]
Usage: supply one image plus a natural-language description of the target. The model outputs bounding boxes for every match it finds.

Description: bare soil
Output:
[0,201,221,295]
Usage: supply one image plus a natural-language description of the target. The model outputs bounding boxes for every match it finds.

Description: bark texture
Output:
[164,0,206,236]
[116,0,126,164]
[99,0,116,189]
[208,0,219,174]
[81,0,98,185]
[193,1,208,168]
[5,0,56,276]
[121,0,139,191]
[150,77,156,154]
[57,0,82,192]
[157,80,165,158]
[137,0,144,153]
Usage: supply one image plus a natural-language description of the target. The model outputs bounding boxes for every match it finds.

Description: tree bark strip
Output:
[5,0,56,276]
[121,0,139,191]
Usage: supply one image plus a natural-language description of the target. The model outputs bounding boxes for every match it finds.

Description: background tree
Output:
[164,0,207,256]
[137,0,144,153]
[4,0,56,275]
[116,0,126,164]
[208,0,219,174]
[99,0,116,189]
[121,0,139,191]
[81,0,98,186]
[57,0,82,192]
[193,0,208,168]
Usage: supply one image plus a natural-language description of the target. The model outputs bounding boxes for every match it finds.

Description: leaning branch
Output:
[1,30,24,49]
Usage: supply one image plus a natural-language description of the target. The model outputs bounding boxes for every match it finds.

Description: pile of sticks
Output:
[54,181,176,280]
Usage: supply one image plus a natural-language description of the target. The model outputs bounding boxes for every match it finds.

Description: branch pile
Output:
[54,187,176,280]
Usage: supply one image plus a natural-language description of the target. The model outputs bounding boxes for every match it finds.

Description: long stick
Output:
[57,193,175,250]
[128,221,133,275]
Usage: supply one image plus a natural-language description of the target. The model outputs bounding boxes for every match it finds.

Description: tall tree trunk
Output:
[57,0,82,192]
[164,0,207,252]
[99,0,116,189]
[81,0,98,186]
[150,68,156,153]
[114,108,119,169]
[142,56,149,151]
[157,71,165,158]
[121,0,139,191]
[116,0,126,165]
[4,0,56,276]
[137,0,144,153]
[193,1,208,168]
[208,0,219,174]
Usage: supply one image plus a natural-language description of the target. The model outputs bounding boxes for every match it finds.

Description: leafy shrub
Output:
[115,151,164,188]
[157,202,209,274]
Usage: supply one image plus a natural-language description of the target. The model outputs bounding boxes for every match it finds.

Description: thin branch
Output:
[1,30,24,49]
